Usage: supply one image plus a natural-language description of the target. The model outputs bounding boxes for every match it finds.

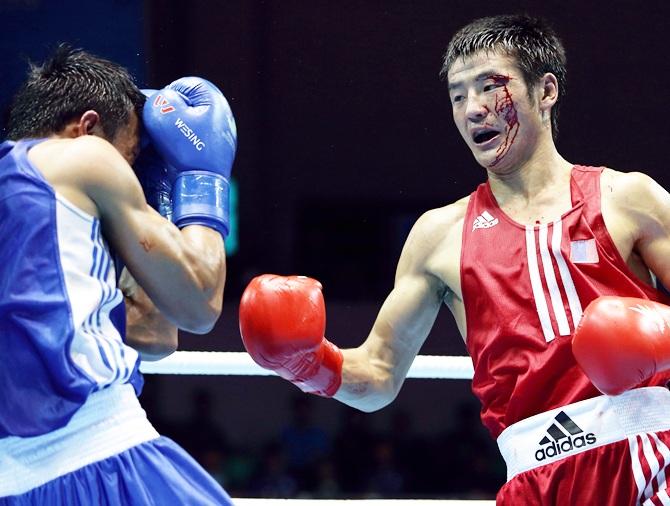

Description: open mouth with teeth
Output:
[473,130,500,145]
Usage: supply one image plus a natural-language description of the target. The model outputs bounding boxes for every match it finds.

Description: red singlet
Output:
[461,166,670,439]
[462,166,670,504]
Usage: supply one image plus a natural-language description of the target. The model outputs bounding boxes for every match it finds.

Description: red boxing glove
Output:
[572,296,670,395]
[239,274,343,397]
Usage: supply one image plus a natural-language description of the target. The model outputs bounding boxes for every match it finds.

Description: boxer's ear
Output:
[58,110,102,139]
[78,110,102,136]
[538,73,558,112]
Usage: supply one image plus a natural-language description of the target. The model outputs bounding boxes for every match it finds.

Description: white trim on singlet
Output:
[525,220,584,342]
[538,223,571,336]
[525,226,556,342]
[551,219,583,327]
[55,195,138,387]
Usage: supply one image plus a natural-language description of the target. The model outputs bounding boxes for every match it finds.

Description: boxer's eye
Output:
[483,83,502,92]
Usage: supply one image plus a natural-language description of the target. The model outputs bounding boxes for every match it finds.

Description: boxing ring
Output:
[233,501,493,505]
[140,352,475,379]
[140,352,495,506]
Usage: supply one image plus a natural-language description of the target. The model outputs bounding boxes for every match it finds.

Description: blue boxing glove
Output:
[142,77,237,237]
[134,142,176,220]
[134,89,176,220]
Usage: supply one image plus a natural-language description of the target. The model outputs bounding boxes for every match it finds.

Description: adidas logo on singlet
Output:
[534,411,597,462]
[472,210,498,231]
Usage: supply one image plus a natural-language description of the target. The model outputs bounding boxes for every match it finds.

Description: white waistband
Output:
[497,387,670,481]
[0,383,159,497]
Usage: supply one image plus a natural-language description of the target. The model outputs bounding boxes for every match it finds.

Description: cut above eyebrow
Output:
[448,70,511,90]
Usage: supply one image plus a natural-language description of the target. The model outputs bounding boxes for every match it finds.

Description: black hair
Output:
[441,14,566,139]
[6,44,145,141]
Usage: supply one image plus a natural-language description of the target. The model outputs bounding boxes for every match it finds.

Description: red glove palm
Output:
[239,275,343,397]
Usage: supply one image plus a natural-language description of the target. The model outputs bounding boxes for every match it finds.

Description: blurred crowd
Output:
[145,388,505,500]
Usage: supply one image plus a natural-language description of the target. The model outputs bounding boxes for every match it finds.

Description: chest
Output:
[431,193,649,302]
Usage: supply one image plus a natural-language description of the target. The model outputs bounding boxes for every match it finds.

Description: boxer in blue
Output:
[0,45,235,505]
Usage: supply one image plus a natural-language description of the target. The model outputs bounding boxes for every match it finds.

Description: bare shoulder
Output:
[602,167,664,202]
[399,195,470,270]
[601,167,670,216]
[411,195,470,241]
[32,135,132,187]
[34,136,143,214]
[61,135,134,185]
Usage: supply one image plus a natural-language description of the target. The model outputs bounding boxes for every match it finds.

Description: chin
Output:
[485,156,516,175]
[472,152,506,171]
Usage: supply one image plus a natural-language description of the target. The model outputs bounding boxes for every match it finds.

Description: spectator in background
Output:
[250,442,298,498]
[438,401,504,498]
[178,389,230,472]
[333,408,376,495]
[280,396,331,493]
[366,438,405,497]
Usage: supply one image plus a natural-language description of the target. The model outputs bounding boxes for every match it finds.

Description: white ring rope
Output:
[141,353,490,504]
[139,352,474,379]
[234,500,494,505]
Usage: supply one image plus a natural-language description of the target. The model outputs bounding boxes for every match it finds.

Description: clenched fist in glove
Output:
[239,275,343,397]
[572,296,670,395]
[141,77,237,237]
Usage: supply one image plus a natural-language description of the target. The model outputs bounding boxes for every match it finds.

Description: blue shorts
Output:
[1,436,233,505]
[0,384,233,505]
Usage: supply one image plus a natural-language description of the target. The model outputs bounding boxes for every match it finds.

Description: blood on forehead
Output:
[487,74,513,84]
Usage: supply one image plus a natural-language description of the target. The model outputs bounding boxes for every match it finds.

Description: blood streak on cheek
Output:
[488,75,519,168]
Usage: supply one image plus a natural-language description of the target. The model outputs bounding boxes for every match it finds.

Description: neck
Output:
[486,136,572,207]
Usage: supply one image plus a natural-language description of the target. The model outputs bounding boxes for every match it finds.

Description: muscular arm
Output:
[334,210,451,412]
[120,268,178,361]
[606,170,670,288]
[68,136,226,334]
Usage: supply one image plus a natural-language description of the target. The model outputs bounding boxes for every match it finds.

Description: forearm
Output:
[121,269,178,360]
[333,346,399,412]
[173,224,227,329]
[67,75,235,336]
[334,287,437,411]
[116,210,227,333]
[238,272,439,406]
[126,304,178,361]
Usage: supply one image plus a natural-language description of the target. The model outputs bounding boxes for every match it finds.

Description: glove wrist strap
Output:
[288,339,343,397]
[172,171,230,237]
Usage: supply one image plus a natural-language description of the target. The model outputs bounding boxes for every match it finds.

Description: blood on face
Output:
[487,74,519,168]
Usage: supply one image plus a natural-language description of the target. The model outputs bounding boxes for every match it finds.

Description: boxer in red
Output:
[239,14,670,505]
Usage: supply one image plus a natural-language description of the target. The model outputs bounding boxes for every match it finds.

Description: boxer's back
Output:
[0,139,141,438]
